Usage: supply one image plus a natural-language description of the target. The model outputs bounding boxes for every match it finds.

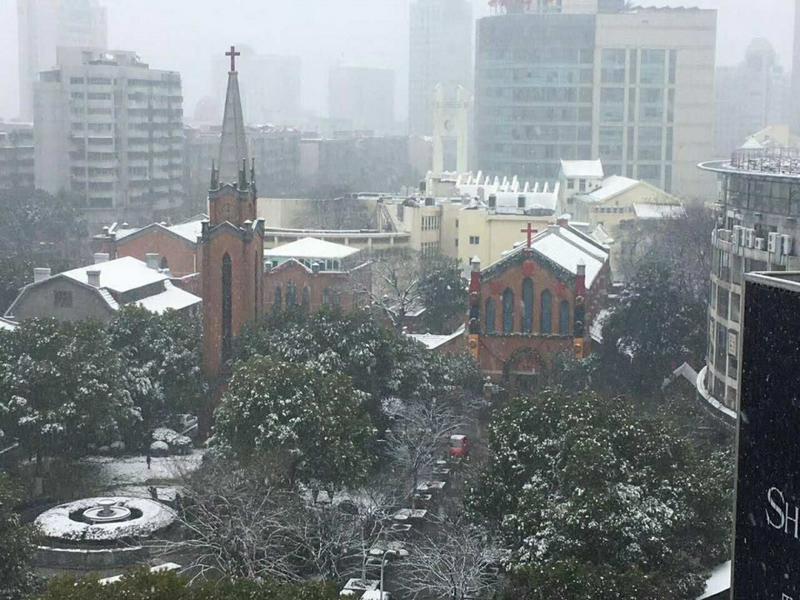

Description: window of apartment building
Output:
[639,49,666,85]
[54,290,73,308]
[69,77,85,84]
[601,49,626,84]
[717,288,730,321]
[469,236,480,245]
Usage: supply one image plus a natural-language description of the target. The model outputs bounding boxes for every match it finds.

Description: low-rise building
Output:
[466,222,611,383]
[93,215,204,281]
[5,255,201,324]
[263,237,371,314]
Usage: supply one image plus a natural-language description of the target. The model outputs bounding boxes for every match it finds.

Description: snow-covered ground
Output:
[81,450,204,489]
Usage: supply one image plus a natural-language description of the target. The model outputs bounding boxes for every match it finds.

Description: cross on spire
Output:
[226,45,241,72]
[521,223,538,248]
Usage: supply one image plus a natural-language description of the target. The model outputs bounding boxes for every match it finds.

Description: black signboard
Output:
[734,273,800,599]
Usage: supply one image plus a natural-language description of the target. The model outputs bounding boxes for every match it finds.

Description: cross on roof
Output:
[520,223,538,248]
[226,46,241,72]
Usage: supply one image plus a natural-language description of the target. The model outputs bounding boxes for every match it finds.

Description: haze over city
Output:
[0,0,796,121]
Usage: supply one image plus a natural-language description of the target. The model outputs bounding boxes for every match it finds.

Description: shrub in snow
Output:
[150,441,169,456]
[110,441,126,455]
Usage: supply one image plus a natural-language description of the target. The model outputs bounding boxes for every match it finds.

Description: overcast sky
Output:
[0,0,796,122]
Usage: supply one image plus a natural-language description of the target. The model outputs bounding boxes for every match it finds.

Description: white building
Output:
[34,48,184,229]
[409,0,473,136]
[17,0,107,121]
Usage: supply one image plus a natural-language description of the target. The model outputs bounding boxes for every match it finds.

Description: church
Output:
[200,47,265,385]
[467,220,611,383]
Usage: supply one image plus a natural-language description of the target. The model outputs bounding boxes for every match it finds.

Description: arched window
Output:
[541,289,553,334]
[559,300,571,335]
[485,298,496,334]
[301,287,310,312]
[286,282,297,306]
[273,286,282,312]
[522,278,534,333]
[159,256,169,270]
[322,287,331,307]
[502,288,514,334]
[221,253,233,361]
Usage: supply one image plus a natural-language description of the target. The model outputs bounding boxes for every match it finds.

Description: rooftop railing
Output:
[730,147,800,176]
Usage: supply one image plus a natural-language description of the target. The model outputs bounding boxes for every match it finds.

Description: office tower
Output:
[715,39,790,156]
[474,2,716,198]
[17,0,107,121]
[34,48,184,229]
[328,66,395,135]
[409,0,473,135]
[0,122,35,190]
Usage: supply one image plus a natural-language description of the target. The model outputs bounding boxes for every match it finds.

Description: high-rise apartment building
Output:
[715,39,790,157]
[17,0,107,121]
[698,148,800,420]
[328,66,396,135]
[474,1,716,199]
[409,0,473,136]
[211,47,302,126]
[34,48,184,229]
[0,122,35,190]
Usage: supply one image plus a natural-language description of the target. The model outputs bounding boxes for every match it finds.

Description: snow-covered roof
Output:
[265,237,360,261]
[633,203,686,220]
[0,317,17,331]
[581,175,640,203]
[408,324,465,350]
[134,281,201,314]
[560,159,604,179]
[696,561,730,600]
[531,228,607,287]
[453,172,559,213]
[484,224,609,288]
[115,215,206,244]
[62,257,167,294]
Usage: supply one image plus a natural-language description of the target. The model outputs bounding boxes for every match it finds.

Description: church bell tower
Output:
[201,46,265,384]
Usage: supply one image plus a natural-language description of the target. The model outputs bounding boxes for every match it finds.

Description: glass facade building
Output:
[698,148,800,418]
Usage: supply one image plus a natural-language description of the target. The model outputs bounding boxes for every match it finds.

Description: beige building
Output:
[570,172,684,279]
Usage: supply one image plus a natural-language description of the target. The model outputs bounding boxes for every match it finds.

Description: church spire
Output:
[217,45,248,185]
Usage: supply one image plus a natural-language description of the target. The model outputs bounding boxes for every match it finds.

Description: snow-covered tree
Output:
[213,356,375,490]
[0,319,139,463]
[467,388,732,599]
[109,306,206,438]
[598,259,707,395]
[418,252,467,334]
[0,474,38,600]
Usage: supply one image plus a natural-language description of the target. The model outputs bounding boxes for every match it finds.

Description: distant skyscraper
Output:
[328,66,395,134]
[34,48,184,229]
[409,0,473,136]
[715,39,790,156]
[211,46,302,126]
[17,0,107,121]
[474,2,717,199]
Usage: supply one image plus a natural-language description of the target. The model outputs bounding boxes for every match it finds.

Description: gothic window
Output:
[485,297,496,334]
[274,286,282,311]
[322,287,332,306]
[541,289,553,334]
[286,282,297,306]
[523,278,534,333]
[222,253,233,362]
[502,288,514,334]
[559,300,571,335]
[302,287,310,312]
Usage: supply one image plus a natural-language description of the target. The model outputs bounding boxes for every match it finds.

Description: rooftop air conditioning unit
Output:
[768,232,781,254]
[782,234,793,256]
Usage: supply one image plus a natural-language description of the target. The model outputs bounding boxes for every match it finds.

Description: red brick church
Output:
[201,47,264,384]
[467,221,610,383]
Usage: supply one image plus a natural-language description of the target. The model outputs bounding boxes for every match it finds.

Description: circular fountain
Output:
[34,496,177,570]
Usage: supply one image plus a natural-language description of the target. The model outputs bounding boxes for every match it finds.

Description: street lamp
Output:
[379,549,397,600]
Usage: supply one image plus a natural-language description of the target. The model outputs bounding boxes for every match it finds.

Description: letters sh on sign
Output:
[733,273,800,599]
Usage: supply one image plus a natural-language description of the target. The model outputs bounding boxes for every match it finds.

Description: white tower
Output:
[432,84,471,174]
